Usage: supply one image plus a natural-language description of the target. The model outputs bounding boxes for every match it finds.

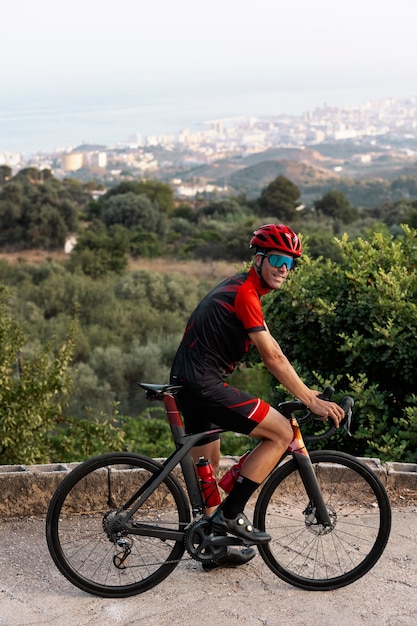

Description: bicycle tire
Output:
[253,450,391,591]
[46,452,190,598]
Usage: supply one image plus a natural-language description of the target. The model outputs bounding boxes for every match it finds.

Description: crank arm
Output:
[209,535,245,547]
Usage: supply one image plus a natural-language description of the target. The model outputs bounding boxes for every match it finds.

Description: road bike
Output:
[46,383,391,597]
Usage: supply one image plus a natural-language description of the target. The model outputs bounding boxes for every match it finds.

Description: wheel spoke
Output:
[254,451,391,590]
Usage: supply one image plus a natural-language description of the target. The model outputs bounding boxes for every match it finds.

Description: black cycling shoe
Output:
[202,546,256,571]
[210,509,271,545]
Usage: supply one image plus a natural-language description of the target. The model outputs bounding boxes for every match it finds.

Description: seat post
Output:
[163,393,205,516]
[163,393,186,442]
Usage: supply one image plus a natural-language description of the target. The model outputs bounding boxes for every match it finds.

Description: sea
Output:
[1,80,414,157]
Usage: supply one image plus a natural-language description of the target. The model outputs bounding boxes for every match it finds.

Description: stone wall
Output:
[0,457,416,519]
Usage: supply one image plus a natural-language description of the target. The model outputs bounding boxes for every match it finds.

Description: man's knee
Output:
[270,416,293,446]
[252,409,293,445]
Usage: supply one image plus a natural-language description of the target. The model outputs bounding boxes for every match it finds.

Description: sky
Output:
[1,0,417,153]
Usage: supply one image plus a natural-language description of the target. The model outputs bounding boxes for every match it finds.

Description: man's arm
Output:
[248,328,344,424]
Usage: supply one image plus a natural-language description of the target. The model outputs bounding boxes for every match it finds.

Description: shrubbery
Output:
[3,225,417,464]
[3,168,417,464]
[263,225,417,461]
[0,288,75,464]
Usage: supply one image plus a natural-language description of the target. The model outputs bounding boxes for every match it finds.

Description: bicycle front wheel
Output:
[254,450,391,591]
[46,452,190,597]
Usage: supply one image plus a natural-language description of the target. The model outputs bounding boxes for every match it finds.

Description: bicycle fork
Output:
[288,417,332,528]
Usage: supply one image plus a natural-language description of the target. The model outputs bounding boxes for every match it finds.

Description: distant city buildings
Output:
[2,96,417,198]
[61,151,108,171]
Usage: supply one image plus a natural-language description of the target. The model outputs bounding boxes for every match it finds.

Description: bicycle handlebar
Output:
[277,386,354,442]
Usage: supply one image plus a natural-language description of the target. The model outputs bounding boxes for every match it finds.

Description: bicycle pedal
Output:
[209,534,245,547]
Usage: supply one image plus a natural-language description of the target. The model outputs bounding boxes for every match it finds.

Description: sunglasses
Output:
[260,253,296,270]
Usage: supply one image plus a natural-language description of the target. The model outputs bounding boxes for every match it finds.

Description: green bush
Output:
[0,288,75,464]
[264,225,417,461]
[49,409,125,462]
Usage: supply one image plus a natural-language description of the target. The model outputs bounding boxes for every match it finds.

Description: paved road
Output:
[1,508,416,626]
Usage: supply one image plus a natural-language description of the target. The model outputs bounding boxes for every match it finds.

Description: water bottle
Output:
[196,457,221,508]
[218,450,251,493]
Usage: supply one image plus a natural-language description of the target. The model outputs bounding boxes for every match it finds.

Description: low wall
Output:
[0,457,416,519]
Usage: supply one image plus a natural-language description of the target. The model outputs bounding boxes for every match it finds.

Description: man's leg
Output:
[238,406,293,483]
[191,439,256,570]
[211,407,292,543]
[192,439,221,473]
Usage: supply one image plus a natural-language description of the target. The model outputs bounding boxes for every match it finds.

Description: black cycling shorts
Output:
[175,381,270,445]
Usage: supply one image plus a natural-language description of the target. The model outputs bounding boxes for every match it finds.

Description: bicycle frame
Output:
[119,388,220,541]
[133,383,332,537]
[287,414,332,526]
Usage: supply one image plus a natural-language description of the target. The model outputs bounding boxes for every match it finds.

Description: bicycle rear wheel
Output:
[254,450,391,591]
[46,452,190,597]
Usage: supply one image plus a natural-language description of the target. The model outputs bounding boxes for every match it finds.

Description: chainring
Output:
[184,518,227,564]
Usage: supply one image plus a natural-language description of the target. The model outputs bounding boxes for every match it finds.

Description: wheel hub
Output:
[103,510,128,539]
[304,505,337,535]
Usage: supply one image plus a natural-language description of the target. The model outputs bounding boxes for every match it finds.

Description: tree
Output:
[314,190,359,224]
[12,167,42,183]
[256,175,301,221]
[0,183,24,243]
[129,227,164,257]
[390,175,417,199]
[26,203,68,248]
[101,192,166,236]
[0,170,80,249]
[371,199,417,229]
[104,180,175,214]
[0,165,12,185]
[195,198,250,221]
[69,221,129,277]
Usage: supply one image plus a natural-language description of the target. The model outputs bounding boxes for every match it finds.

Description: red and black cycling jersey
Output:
[171,266,271,387]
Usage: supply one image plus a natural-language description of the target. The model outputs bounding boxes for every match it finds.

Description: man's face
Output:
[255,251,293,290]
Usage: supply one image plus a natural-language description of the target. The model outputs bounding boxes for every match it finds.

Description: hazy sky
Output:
[2,0,417,152]
[3,0,416,96]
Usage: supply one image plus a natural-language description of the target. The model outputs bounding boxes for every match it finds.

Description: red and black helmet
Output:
[250,224,302,257]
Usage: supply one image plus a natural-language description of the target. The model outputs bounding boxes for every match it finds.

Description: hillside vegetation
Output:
[1,165,417,465]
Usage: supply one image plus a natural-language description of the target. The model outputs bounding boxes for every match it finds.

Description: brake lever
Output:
[317,385,335,401]
[340,396,354,436]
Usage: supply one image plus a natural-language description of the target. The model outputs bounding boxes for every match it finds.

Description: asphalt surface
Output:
[1,506,417,626]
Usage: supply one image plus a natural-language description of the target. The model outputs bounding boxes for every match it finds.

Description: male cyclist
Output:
[170,224,344,570]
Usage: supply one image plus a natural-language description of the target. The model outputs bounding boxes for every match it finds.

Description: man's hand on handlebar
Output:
[277,387,354,441]
[309,394,345,427]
